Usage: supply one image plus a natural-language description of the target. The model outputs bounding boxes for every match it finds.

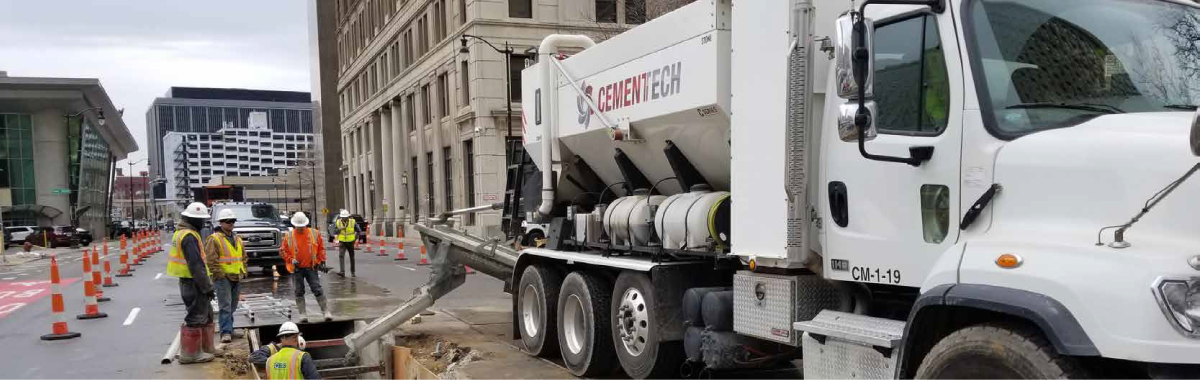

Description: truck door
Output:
[823,10,963,288]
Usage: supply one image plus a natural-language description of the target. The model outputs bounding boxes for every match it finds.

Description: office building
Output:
[145,87,315,187]
[311,0,673,238]
[0,73,138,236]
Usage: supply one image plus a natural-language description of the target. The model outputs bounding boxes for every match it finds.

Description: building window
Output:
[411,157,420,221]
[404,30,414,67]
[626,0,646,24]
[438,73,450,116]
[463,139,475,225]
[405,93,417,130]
[459,0,467,25]
[421,84,433,124]
[418,17,429,56]
[425,152,434,216]
[434,1,446,42]
[509,54,527,100]
[510,0,531,18]
[596,0,617,23]
[443,146,453,212]
[460,61,470,106]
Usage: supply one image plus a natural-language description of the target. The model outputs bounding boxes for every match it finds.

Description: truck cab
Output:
[209,202,290,274]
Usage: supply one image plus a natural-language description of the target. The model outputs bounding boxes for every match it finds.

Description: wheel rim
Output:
[616,287,649,356]
[521,284,541,338]
[563,294,587,355]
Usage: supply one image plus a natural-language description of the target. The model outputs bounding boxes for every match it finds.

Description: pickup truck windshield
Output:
[217,204,280,221]
[966,0,1200,137]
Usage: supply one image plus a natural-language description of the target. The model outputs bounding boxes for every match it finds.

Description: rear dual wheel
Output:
[517,265,561,357]
[557,271,617,377]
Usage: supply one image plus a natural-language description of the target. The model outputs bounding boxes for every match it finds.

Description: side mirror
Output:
[835,14,873,99]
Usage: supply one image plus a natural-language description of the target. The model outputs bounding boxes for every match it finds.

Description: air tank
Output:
[603,191,666,246]
[654,186,730,251]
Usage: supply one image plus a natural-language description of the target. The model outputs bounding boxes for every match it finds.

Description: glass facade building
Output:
[0,114,37,225]
[69,118,113,233]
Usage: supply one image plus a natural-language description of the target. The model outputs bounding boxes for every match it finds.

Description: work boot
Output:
[178,325,215,364]
[201,322,220,355]
[220,333,232,343]
[296,297,309,323]
[231,329,245,339]
[317,296,333,322]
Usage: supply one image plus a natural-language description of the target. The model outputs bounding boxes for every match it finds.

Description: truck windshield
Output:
[218,205,279,221]
[966,0,1200,137]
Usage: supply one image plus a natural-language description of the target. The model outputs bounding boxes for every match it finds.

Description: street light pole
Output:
[459,34,515,142]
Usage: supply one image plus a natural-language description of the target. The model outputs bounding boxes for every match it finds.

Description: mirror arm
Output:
[851,3,939,167]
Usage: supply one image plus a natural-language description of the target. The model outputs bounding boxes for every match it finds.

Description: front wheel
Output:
[915,323,1086,379]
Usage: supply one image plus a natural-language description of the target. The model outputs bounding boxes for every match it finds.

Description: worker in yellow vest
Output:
[167,202,216,364]
[263,322,321,379]
[334,209,357,277]
[205,208,248,343]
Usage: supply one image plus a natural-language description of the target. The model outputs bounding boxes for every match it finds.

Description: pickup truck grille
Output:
[237,229,280,249]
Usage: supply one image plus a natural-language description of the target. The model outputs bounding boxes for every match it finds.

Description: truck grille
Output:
[238,229,279,249]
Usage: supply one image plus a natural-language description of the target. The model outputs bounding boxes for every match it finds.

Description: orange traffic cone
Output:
[77,253,108,320]
[102,242,117,287]
[377,230,387,256]
[465,265,475,275]
[416,245,429,266]
[365,234,374,254]
[41,255,82,340]
[131,235,143,266]
[90,249,109,302]
[394,240,407,261]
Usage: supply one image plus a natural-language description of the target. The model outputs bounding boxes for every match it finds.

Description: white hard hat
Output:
[291,212,310,227]
[217,208,237,221]
[339,209,351,218]
[278,321,301,337]
[298,336,307,350]
[181,202,210,218]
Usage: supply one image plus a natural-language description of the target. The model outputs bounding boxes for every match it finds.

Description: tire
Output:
[517,264,562,357]
[557,271,616,377]
[915,323,1087,379]
[612,271,685,379]
[522,230,545,248]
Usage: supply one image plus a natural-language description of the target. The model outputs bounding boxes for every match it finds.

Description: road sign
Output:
[322,208,329,215]
[51,189,71,194]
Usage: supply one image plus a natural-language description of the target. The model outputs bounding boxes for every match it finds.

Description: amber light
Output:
[995,254,1022,269]
[748,259,757,271]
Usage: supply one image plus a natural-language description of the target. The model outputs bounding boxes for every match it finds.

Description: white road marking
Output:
[123,307,141,326]
[1,277,14,280]
[154,273,162,280]
[396,265,416,271]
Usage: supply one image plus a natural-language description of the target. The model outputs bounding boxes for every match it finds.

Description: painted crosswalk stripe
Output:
[123,307,141,326]
[154,273,162,280]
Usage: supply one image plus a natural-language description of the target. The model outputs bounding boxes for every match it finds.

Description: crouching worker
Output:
[249,322,320,379]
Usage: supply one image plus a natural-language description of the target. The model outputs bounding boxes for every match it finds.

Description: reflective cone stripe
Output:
[417,245,429,266]
[42,255,81,340]
[394,240,406,261]
[77,254,107,319]
[102,245,117,287]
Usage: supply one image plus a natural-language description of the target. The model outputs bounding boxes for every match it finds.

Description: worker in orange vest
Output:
[281,212,332,322]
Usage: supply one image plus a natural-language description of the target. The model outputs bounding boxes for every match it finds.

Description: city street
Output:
[0,234,578,379]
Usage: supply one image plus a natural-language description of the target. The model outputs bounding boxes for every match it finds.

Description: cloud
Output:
[0,0,312,172]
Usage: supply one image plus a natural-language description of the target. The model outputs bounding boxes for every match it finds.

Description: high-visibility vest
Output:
[166,230,209,278]
[335,218,356,242]
[210,232,247,276]
[288,229,319,258]
[267,346,308,379]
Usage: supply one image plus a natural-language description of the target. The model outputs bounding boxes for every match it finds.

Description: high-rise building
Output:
[310,0,670,238]
[145,87,315,187]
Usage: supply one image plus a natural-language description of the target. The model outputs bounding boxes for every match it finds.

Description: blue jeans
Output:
[214,278,241,335]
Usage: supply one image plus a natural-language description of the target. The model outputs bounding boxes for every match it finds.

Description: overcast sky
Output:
[0,0,313,173]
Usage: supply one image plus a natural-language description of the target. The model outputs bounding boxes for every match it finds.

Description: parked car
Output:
[28,226,79,248]
[75,228,93,246]
[5,226,37,245]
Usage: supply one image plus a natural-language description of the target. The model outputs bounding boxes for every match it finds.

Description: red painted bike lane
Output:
[0,279,79,318]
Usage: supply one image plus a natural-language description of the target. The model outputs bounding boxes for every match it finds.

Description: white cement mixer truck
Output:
[348,0,1200,378]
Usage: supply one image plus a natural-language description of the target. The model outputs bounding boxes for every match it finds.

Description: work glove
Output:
[206,290,216,299]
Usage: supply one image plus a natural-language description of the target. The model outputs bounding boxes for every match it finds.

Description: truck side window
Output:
[873,14,950,135]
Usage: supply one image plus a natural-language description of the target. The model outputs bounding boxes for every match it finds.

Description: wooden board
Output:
[392,346,437,380]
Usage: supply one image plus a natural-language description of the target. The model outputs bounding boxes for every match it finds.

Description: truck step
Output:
[793,310,906,379]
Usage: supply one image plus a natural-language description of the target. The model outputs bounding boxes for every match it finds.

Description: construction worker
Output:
[205,208,248,343]
[334,209,356,277]
[259,321,320,379]
[168,202,216,364]
[282,212,332,322]
[249,326,306,366]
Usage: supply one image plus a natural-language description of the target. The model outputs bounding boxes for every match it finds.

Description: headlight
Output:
[1153,277,1200,337]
